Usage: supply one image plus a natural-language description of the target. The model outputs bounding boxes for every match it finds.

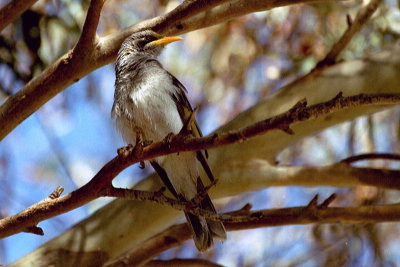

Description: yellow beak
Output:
[148,36,183,47]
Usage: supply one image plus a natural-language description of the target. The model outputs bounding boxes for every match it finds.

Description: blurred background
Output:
[1,0,400,265]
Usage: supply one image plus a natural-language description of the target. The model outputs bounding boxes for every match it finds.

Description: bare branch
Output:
[134,93,400,158]
[102,187,183,209]
[176,0,337,34]
[152,0,232,34]
[0,93,400,239]
[0,0,38,31]
[104,224,192,267]
[320,194,337,208]
[316,0,383,68]
[0,0,338,141]
[0,0,106,141]
[108,198,400,266]
[340,153,400,164]
[74,0,105,54]
[144,259,224,267]
[23,225,43,236]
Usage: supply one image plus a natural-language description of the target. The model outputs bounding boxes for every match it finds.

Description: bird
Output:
[111,30,226,251]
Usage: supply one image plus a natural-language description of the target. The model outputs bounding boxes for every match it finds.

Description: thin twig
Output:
[340,153,400,164]
[315,0,383,68]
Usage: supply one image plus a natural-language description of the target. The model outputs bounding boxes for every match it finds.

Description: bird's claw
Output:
[162,133,174,149]
[134,128,152,150]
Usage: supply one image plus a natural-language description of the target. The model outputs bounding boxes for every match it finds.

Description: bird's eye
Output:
[138,35,158,48]
[145,36,156,42]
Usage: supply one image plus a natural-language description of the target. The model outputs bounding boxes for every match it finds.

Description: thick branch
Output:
[0,0,337,141]
[0,0,105,141]
[107,199,400,266]
[216,162,400,197]
[152,0,232,34]
[176,0,336,34]
[0,0,38,31]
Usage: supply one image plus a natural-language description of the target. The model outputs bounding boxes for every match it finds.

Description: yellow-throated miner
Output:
[112,30,226,251]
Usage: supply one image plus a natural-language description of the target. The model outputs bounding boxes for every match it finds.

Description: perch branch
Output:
[0,93,399,238]
[0,0,339,141]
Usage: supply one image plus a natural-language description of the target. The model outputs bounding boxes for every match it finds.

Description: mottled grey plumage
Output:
[112,30,226,251]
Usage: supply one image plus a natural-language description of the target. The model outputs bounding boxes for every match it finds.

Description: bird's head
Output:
[117,30,183,63]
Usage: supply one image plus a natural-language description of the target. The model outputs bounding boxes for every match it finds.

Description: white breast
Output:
[114,68,183,146]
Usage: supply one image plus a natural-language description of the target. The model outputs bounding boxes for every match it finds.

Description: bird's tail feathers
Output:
[197,178,227,241]
[150,159,226,251]
[184,210,213,251]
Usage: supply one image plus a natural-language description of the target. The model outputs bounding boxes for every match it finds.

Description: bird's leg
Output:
[134,127,151,169]
[180,107,198,136]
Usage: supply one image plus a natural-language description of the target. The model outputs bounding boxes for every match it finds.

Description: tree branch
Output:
[107,195,400,266]
[176,0,337,34]
[1,93,400,239]
[10,43,400,265]
[152,0,232,34]
[74,0,105,54]
[315,0,383,68]
[0,0,106,141]
[340,153,400,164]
[144,259,224,267]
[131,93,400,159]
[0,0,38,32]
[0,0,338,141]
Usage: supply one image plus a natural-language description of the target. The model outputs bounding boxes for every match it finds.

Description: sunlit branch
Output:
[0,0,38,31]
[0,0,339,141]
[0,93,399,239]
[107,195,400,266]
[74,0,105,54]
[0,0,106,141]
